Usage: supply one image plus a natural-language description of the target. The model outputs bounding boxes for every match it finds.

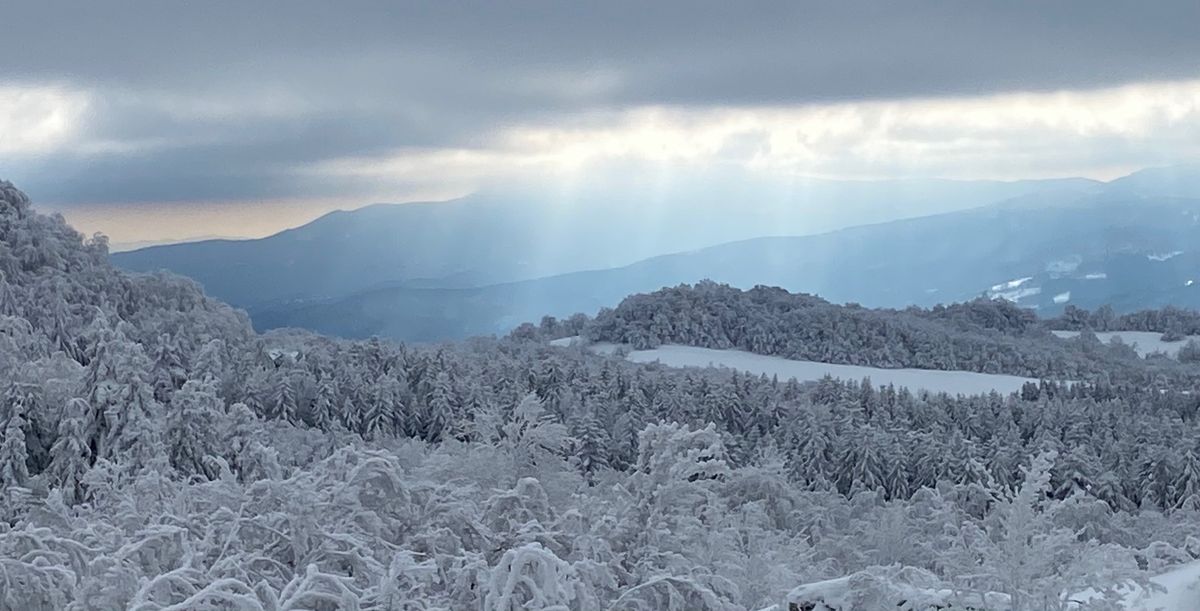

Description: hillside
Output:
[244,171,1200,342]
[112,177,1094,311]
[7,180,1200,609]
[580,282,1200,386]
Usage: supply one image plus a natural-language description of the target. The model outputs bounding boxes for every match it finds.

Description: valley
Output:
[10,4,1200,608]
[112,166,1200,343]
[6,177,1200,608]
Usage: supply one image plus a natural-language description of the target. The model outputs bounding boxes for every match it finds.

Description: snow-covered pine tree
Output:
[166,378,224,478]
[46,397,92,504]
[0,402,30,488]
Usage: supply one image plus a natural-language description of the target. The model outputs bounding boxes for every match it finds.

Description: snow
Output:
[1075,560,1200,610]
[1187,280,1195,287]
[1052,330,1200,358]
[548,335,582,347]
[1085,272,1108,280]
[993,286,1042,302]
[782,570,1010,611]
[1148,251,1184,262]
[763,561,1200,611]
[991,277,1033,291]
[587,344,1037,395]
[1047,258,1082,275]
[1123,559,1200,610]
[988,277,1041,302]
[1054,291,1071,304]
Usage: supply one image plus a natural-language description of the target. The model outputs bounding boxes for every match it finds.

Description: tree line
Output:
[3,181,1200,609]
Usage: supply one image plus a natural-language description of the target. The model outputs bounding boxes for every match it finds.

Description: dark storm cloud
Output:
[3,0,1199,206]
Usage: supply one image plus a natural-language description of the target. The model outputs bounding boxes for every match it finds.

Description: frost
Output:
[1,183,1199,609]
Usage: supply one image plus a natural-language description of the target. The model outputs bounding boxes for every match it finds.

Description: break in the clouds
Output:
[3,1,1200,243]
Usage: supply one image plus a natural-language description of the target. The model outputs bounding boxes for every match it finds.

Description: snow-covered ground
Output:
[988,276,1042,303]
[1075,559,1200,610]
[756,560,1200,611]
[1148,250,1184,262]
[572,342,1037,395]
[1052,330,1200,358]
[1123,559,1200,610]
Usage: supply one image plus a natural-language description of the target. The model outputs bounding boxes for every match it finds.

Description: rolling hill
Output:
[112,176,1096,310]
[252,185,1200,340]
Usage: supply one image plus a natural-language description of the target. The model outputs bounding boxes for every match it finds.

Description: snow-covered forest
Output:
[6,179,1200,609]
[1053,304,1200,337]
[579,282,1200,384]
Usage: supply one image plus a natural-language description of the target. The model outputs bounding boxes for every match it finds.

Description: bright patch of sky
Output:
[4,2,1200,243]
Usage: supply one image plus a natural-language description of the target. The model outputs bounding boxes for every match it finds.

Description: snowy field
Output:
[552,338,1038,395]
[1051,330,1200,358]
[1123,559,1200,610]
[754,560,1200,610]
[1072,559,1200,610]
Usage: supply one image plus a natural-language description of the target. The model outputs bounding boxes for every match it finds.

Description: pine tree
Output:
[106,372,161,467]
[150,335,185,403]
[1052,446,1098,500]
[166,379,224,478]
[1174,449,1200,509]
[0,272,17,317]
[192,339,228,385]
[839,429,885,495]
[1140,451,1176,510]
[571,409,611,478]
[267,372,299,423]
[311,379,338,430]
[362,378,401,441]
[0,405,30,488]
[340,393,363,436]
[47,398,92,504]
[788,406,834,488]
[426,371,454,442]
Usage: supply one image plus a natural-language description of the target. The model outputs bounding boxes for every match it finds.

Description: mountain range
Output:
[112,175,1095,306]
[112,165,1200,341]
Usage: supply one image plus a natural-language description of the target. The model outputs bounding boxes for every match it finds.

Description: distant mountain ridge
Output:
[252,193,1200,340]
[111,176,1097,310]
[113,165,1200,341]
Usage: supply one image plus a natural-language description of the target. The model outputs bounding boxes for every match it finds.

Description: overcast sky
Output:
[4,1,1200,246]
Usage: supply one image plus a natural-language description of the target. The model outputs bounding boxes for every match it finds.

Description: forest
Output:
[580,282,1200,386]
[5,179,1200,609]
[1053,304,1200,337]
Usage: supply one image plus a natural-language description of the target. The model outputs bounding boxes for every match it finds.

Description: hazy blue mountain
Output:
[1105,163,1200,198]
[253,185,1200,341]
[1008,250,1200,313]
[113,165,1200,342]
[112,175,1096,309]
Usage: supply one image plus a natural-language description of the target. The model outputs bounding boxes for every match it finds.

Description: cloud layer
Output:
[2,1,1200,243]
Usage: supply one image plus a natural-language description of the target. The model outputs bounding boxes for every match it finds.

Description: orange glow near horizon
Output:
[45,188,469,250]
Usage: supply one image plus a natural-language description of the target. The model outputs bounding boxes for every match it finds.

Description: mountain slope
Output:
[253,188,1200,340]
[6,178,1200,610]
[112,176,1096,309]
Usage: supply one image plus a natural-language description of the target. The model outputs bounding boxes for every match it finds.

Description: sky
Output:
[3,1,1200,248]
